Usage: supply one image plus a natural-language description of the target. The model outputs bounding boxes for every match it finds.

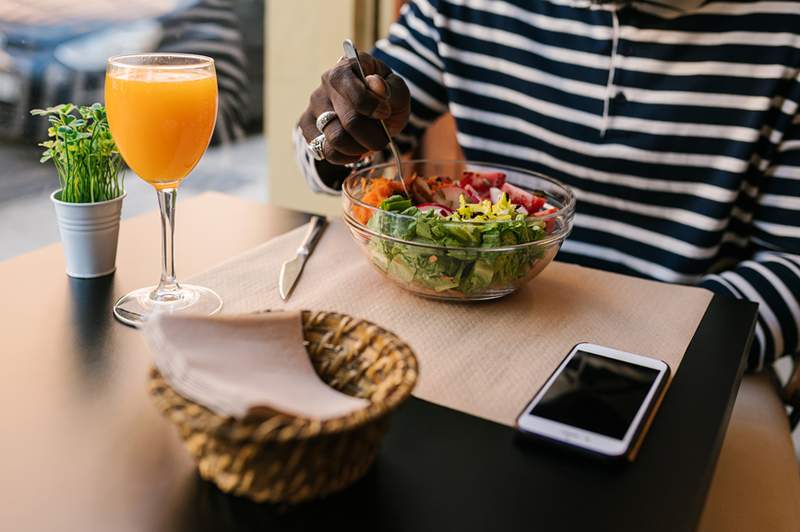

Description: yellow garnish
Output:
[450,192,520,222]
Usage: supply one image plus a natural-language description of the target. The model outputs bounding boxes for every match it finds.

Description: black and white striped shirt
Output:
[297,0,800,371]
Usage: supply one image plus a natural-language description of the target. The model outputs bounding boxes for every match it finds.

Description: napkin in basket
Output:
[144,311,369,420]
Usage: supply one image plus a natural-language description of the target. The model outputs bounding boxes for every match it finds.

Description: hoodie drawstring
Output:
[600,4,620,137]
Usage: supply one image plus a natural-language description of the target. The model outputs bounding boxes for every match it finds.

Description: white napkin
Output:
[144,311,369,420]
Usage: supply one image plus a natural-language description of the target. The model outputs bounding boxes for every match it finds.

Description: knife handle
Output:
[298,216,327,257]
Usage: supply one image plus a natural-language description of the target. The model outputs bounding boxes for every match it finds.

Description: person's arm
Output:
[699,114,800,371]
[372,0,449,157]
[294,0,448,193]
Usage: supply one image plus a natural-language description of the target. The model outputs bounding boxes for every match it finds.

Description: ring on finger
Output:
[315,111,337,133]
[307,134,326,161]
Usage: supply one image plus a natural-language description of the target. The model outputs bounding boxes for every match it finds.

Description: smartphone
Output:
[516,343,670,459]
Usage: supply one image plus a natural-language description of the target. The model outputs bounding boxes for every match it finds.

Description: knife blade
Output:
[279,216,328,301]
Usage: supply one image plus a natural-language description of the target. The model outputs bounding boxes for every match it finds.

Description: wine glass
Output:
[106,53,222,326]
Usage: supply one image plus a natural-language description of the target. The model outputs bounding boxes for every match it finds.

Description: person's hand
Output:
[299,52,410,165]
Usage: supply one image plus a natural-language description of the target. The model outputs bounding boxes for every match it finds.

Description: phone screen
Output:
[528,350,661,439]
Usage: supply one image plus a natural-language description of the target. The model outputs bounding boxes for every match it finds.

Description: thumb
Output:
[365,74,389,98]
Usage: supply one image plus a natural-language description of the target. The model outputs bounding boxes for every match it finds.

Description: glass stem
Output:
[154,187,180,299]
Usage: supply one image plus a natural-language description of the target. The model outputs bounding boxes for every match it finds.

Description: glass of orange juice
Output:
[106,53,221,326]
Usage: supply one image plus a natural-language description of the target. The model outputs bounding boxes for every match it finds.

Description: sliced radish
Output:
[489,187,503,204]
[458,172,477,190]
[533,207,558,217]
[533,206,558,233]
[434,185,468,209]
[460,171,506,192]
[516,205,529,215]
[501,182,547,212]
[501,182,534,211]
[530,195,546,211]
[464,184,483,203]
[418,203,453,216]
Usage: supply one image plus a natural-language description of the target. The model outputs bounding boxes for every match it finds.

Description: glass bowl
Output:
[342,159,576,301]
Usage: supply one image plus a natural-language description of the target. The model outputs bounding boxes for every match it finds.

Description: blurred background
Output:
[0,0,401,260]
[0,0,267,259]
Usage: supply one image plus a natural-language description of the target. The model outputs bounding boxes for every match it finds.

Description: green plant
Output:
[31,103,124,203]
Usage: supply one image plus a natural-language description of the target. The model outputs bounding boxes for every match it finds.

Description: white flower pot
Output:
[51,190,126,278]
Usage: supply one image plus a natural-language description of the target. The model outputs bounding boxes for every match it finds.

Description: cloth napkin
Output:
[144,311,369,420]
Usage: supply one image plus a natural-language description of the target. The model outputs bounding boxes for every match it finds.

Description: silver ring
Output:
[307,134,326,161]
[315,111,337,132]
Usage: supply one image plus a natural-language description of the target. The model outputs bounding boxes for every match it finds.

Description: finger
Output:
[356,52,392,78]
[332,97,390,152]
[323,117,371,156]
[335,52,392,84]
[298,109,320,143]
[308,86,332,125]
[300,108,362,165]
[324,74,389,151]
[323,61,391,120]
[322,141,362,165]
[385,73,409,111]
[309,89,368,156]
[384,73,411,135]
[365,75,388,98]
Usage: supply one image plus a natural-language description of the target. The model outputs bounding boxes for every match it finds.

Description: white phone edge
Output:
[515,342,670,458]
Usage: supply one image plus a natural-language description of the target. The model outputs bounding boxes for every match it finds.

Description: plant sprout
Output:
[31,103,125,203]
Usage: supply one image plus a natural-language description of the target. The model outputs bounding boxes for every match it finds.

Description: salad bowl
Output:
[342,159,576,301]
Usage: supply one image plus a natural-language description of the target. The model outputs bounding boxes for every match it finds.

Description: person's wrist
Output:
[314,159,350,190]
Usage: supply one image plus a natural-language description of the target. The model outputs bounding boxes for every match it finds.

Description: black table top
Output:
[169,293,757,532]
[0,194,757,532]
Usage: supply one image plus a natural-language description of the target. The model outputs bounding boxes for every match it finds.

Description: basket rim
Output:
[149,310,419,443]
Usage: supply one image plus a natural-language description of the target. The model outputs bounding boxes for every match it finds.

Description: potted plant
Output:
[31,103,126,278]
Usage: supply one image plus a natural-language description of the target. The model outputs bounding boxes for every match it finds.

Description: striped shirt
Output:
[297,0,800,371]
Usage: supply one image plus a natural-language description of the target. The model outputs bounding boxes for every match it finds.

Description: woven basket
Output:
[148,310,418,503]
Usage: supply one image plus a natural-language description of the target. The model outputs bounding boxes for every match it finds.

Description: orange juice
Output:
[105,69,217,188]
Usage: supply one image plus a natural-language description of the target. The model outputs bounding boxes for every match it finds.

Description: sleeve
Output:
[372,0,450,155]
[699,112,800,372]
[294,0,449,193]
[293,126,341,195]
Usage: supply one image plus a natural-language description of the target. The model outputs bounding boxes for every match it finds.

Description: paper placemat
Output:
[189,220,713,427]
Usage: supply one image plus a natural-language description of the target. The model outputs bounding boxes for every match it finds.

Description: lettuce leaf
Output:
[367,208,548,295]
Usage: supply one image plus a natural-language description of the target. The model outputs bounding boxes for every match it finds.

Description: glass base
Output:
[113,284,222,327]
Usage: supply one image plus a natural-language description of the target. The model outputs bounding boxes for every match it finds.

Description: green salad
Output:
[360,171,558,295]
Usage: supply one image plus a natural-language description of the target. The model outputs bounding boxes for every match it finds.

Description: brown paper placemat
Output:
[189,220,712,427]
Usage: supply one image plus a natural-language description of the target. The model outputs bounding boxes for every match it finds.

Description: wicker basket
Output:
[148,310,418,503]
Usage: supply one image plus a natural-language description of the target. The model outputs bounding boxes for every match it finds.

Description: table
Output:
[0,192,757,532]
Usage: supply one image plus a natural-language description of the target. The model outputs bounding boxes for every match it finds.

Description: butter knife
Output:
[279,216,328,301]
